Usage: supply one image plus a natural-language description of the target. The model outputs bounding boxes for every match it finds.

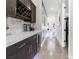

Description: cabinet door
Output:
[6,43,19,59]
[28,35,37,58]
[31,41,37,58]
[15,43,29,59]
[31,1,36,23]
[6,42,29,59]
[6,0,16,17]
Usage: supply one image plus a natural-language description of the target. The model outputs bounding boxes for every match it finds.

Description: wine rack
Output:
[16,0,31,20]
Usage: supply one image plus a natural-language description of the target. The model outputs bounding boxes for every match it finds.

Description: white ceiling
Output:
[43,0,62,17]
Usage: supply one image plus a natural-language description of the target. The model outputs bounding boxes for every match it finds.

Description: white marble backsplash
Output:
[6,17,30,34]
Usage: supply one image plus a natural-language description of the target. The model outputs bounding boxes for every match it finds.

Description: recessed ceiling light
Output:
[51,8,54,10]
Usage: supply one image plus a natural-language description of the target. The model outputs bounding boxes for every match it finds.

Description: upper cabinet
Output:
[6,0,16,17]
[6,0,36,23]
[31,1,36,23]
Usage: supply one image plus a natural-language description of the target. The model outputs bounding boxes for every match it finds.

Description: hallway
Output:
[34,31,68,59]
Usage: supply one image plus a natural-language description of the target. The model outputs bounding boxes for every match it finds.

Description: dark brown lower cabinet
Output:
[6,35,37,59]
[14,45,29,59]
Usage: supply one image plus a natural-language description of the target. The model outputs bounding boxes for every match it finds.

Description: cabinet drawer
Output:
[7,44,29,59]
[15,45,29,59]
[6,40,26,56]
[6,44,18,56]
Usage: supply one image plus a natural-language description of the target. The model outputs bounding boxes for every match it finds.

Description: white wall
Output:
[56,0,73,58]
[69,0,73,59]
[61,3,67,47]
[31,0,43,30]
[56,7,64,47]
[56,0,69,47]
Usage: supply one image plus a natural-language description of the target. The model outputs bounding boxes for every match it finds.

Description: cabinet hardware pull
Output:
[18,43,26,48]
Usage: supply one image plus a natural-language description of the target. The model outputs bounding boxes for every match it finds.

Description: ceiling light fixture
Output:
[51,8,54,10]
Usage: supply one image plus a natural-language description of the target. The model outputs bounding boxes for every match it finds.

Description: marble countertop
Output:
[6,30,43,47]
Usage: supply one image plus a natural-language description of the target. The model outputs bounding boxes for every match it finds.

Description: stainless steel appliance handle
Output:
[18,43,26,49]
